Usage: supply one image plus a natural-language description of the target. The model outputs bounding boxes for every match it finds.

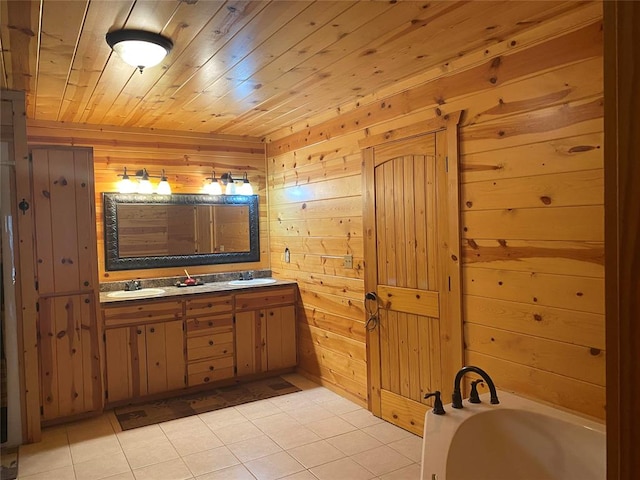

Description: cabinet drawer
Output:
[186,315,233,337]
[235,288,296,311]
[187,332,234,361]
[103,300,183,328]
[188,357,234,386]
[185,295,232,316]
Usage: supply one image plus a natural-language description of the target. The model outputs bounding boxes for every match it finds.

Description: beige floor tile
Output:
[325,430,384,456]
[387,435,423,463]
[198,408,246,430]
[243,451,305,480]
[379,463,421,480]
[194,464,256,480]
[182,446,240,477]
[235,399,283,420]
[18,444,73,477]
[310,457,375,480]
[132,458,193,480]
[226,435,282,463]
[103,472,135,480]
[116,425,168,451]
[70,434,123,464]
[305,416,357,439]
[18,465,76,480]
[123,439,180,469]
[252,413,301,435]
[286,404,334,425]
[287,440,344,469]
[267,392,308,412]
[166,427,223,456]
[361,422,412,444]
[279,471,317,480]
[211,420,264,445]
[318,397,362,415]
[351,445,414,477]
[159,416,208,436]
[73,451,131,480]
[339,409,385,429]
[265,425,321,450]
[66,416,116,443]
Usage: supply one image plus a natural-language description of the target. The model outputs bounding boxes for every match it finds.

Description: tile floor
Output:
[17,375,422,480]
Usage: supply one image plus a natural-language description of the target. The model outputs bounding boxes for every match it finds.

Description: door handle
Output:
[364,291,379,331]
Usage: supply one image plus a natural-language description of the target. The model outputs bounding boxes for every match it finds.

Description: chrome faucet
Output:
[452,366,499,409]
[124,280,141,291]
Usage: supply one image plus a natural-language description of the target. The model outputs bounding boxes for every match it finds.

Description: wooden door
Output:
[363,127,462,435]
[235,310,266,376]
[38,293,101,420]
[145,320,185,394]
[104,325,147,403]
[266,305,297,371]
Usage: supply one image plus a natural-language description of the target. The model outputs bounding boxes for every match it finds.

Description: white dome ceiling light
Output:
[106,29,173,73]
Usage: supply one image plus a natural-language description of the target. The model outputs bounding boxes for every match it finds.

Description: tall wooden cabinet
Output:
[31,146,102,421]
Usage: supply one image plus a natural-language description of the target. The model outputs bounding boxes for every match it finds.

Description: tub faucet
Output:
[124,280,141,291]
[452,366,499,409]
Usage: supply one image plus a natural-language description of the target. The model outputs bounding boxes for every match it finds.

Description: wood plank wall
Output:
[266,5,605,418]
[26,121,267,282]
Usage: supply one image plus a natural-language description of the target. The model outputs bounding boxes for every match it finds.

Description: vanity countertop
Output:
[99,278,297,304]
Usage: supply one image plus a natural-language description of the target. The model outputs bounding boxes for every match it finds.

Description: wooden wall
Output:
[26,121,267,282]
[266,4,605,418]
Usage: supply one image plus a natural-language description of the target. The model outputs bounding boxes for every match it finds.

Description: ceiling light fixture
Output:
[106,29,173,73]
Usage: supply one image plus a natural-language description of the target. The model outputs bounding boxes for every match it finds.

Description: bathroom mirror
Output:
[103,193,259,271]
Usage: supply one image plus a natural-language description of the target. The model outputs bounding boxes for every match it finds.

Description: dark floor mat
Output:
[115,376,301,431]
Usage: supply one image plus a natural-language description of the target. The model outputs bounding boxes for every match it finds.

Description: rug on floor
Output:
[115,376,301,430]
[0,446,18,480]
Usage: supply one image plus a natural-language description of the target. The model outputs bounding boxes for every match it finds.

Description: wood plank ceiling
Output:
[0,0,586,138]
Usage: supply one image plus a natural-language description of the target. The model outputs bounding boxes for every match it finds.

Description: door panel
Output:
[364,131,461,436]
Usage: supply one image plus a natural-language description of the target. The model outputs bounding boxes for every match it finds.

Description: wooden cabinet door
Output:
[31,147,98,295]
[104,325,147,403]
[265,305,297,371]
[235,310,266,376]
[145,321,185,394]
[39,293,101,420]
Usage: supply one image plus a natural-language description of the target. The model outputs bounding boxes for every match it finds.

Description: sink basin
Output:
[228,278,277,286]
[107,288,166,299]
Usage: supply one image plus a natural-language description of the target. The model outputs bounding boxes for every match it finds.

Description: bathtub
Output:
[420,390,605,480]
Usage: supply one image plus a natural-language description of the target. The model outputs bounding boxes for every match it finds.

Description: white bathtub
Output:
[420,390,605,480]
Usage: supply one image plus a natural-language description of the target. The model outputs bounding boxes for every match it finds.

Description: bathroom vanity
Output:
[100,280,297,407]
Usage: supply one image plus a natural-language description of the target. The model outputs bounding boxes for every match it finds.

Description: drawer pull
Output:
[204,376,210,382]
[208,340,214,346]
[207,303,212,308]
[223,349,228,354]
[208,321,213,327]
[209,366,214,371]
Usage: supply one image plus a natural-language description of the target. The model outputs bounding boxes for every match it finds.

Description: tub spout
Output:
[452,366,499,409]
[424,391,446,415]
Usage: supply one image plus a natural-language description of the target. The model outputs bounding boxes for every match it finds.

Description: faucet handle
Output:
[424,391,445,415]
[469,379,484,404]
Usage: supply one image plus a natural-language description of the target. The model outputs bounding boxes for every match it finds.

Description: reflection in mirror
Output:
[103,193,259,271]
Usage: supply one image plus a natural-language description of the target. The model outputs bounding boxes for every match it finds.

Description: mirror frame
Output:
[103,193,260,271]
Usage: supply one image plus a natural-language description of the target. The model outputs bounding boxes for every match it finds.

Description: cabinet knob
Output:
[150,327,155,333]
[84,281,90,287]
[204,377,210,382]
[84,298,90,304]
[208,340,214,346]
[208,321,213,327]
[209,366,214,371]
[137,329,142,335]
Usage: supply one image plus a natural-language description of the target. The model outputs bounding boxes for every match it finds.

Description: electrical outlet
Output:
[343,255,353,269]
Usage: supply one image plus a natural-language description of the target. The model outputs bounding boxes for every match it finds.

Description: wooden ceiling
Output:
[1,0,589,138]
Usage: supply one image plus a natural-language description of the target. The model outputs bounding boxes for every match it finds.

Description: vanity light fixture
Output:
[106,29,173,73]
[116,167,172,194]
[203,171,223,195]
[203,171,253,196]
